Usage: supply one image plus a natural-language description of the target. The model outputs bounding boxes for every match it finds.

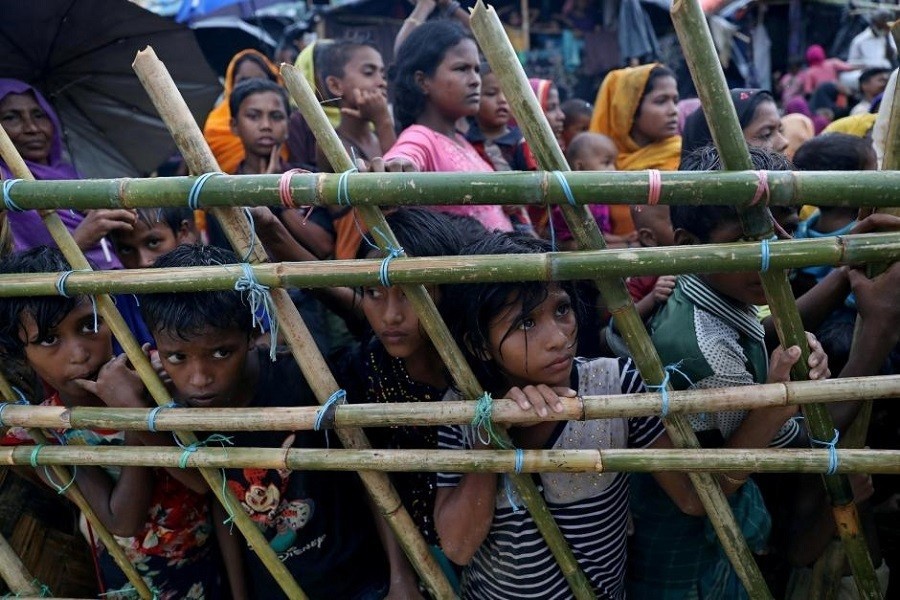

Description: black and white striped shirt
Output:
[437,358,665,600]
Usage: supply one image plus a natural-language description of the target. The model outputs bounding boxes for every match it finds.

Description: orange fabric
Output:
[334,210,366,260]
[202,49,287,175]
[590,64,681,235]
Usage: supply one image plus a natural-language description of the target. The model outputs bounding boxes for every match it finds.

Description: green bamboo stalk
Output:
[469,2,774,597]
[0,140,155,600]
[670,0,881,597]
[281,61,595,598]
[0,374,897,433]
[7,170,900,211]
[6,444,900,475]
[132,48,455,599]
[0,231,897,296]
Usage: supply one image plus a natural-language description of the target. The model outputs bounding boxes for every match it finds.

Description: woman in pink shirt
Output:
[384,20,513,232]
[800,44,854,96]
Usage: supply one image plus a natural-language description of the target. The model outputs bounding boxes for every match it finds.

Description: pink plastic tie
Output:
[750,170,770,207]
[647,169,662,205]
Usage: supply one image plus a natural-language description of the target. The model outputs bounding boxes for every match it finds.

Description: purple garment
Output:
[550,203,611,242]
[0,79,121,269]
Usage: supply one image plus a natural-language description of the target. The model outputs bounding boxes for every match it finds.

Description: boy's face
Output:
[328,46,386,107]
[112,219,195,270]
[20,300,112,404]
[230,91,288,159]
[477,73,510,130]
[154,327,252,409]
[693,221,768,305]
[573,140,617,172]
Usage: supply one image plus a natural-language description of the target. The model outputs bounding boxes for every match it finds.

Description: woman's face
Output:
[631,75,679,146]
[419,39,482,122]
[744,100,788,154]
[233,58,270,87]
[544,87,565,139]
[0,92,54,165]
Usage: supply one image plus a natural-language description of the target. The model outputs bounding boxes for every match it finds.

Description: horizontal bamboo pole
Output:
[0,232,897,296]
[5,170,900,210]
[1,375,896,432]
[5,445,900,475]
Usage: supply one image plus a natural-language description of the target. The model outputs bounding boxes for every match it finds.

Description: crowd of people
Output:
[1,3,900,600]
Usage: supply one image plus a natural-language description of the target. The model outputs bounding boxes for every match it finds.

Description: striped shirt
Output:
[437,358,665,600]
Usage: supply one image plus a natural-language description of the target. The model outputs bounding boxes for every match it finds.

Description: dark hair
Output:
[680,89,776,159]
[139,244,254,340]
[439,233,580,394]
[561,98,593,122]
[793,133,876,171]
[229,79,290,118]
[316,39,379,85]
[115,208,193,239]
[391,20,475,130]
[859,67,892,87]
[674,144,793,241]
[358,208,474,260]
[634,65,675,121]
[232,53,277,85]
[0,247,79,357]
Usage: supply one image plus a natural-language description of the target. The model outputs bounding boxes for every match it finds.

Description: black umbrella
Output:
[0,0,221,178]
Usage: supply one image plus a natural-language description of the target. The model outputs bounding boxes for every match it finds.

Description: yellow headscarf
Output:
[294,41,341,128]
[590,64,681,234]
[202,49,285,174]
[589,64,682,172]
[823,113,877,138]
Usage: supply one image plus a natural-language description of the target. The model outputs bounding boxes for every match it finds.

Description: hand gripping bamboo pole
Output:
[131,47,454,599]
[670,0,882,597]
[280,61,596,598]
[468,1,773,597]
[0,145,153,598]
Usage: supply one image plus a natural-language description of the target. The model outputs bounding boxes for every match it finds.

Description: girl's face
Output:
[233,58,269,86]
[328,46,387,107]
[631,75,679,146]
[419,39,482,121]
[743,100,788,154]
[0,92,54,165]
[477,72,510,130]
[20,300,112,404]
[362,284,435,361]
[544,87,565,139]
[486,286,577,389]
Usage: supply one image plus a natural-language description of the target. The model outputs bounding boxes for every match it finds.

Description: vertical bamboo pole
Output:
[469,2,774,597]
[0,148,154,599]
[281,63,598,598]
[670,0,882,597]
[132,48,454,599]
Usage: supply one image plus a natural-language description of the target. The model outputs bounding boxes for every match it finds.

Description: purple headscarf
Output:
[0,79,79,180]
[0,79,121,268]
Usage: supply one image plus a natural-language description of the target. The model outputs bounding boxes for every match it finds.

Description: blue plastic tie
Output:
[240,207,258,263]
[187,172,223,210]
[504,476,521,512]
[811,428,840,475]
[760,238,772,272]
[147,401,179,433]
[472,392,510,447]
[552,171,578,206]
[2,179,24,211]
[337,165,359,206]
[234,263,278,361]
[314,389,347,431]
[44,465,77,495]
[379,245,404,287]
[29,444,44,468]
[646,362,693,418]
[0,387,30,427]
[175,433,233,469]
[56,270,99,332]
[514,448,525,474]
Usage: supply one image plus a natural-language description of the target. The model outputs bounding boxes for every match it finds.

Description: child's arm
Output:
[213,501,249,600]
[75,354,208,494]
[633,275,676,320]
[434,471,496,565]
[367,496,424,600]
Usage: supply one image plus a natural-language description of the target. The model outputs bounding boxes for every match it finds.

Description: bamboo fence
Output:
[0,4,894,599]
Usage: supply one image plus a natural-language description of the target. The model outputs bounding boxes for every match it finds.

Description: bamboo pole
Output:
[469,2,774,597]
[281,61,596,598]
[670,0,881,597]
[0,231,897,296]
[6,445,900,475]
[132,48,454,599]
[0,374,896,433]
[6,170,900,211]
[0,517,40,597]
[0,138,156,600]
